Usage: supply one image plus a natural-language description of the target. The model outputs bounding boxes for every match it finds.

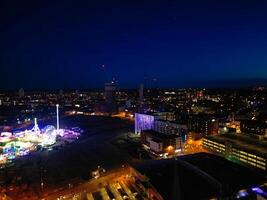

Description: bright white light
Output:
[175,149,182,153]
[56,104,59,132]
[0,117,81,165]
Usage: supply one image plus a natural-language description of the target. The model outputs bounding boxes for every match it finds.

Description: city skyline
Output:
[1,0,267,89]
[1,1,267,199]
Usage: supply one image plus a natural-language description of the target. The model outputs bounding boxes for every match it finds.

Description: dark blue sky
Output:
[1,0,267,89]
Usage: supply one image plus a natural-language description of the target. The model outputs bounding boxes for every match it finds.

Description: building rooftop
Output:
[142,130,180,139]
[205,133,267,158]
[156,119,187,125]
[134,152,266,200]
[136,111,173,116]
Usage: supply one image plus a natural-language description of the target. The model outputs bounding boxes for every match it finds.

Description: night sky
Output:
[1,0,267,90]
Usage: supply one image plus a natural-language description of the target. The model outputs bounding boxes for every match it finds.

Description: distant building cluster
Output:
[1,85,267,174]
[1,85,267,199]
[131,86,267,175]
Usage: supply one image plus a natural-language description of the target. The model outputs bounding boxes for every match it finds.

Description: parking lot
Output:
[48,166,161,200]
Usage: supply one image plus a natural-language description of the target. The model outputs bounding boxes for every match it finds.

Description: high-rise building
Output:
[188,114,219,139]
[59,89,63,97]
[95,82,118,115]
[104,82,116,103]
[18,88,24,98]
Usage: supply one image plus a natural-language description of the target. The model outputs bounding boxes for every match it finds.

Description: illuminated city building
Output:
[141,130,182,157]
[135,113,155,134]
[135,112,176,134]
[196,90,205,100]
[219,120,241,134]
[188,114,219,139]
[202,133,267,174]
[155,112,176,121]
[154,120,187,142]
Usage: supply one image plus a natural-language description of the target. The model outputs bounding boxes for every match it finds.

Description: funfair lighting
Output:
[0,105,81,165]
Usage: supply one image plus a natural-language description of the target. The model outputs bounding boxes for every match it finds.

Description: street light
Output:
[166,145,174,154]
[56,104,59,133]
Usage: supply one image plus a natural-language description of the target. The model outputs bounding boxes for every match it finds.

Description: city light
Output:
[166,145,174,154]
[252,187,265,194]
[0,105,81,166]
[1,1,267,199]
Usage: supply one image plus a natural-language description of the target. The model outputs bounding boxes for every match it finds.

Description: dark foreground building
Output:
[45,153,266,200]
[134,152,266,200]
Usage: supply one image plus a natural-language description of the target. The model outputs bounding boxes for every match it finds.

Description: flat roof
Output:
[156,119,187,126]
[136,112,173,116]
[142,130,180,139]
[204,133,267,158]
[134,152,266,200]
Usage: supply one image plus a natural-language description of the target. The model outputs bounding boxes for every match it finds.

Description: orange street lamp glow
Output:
[166,145,174,154]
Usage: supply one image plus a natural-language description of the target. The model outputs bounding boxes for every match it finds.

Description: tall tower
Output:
[33,118,40,132]
[102,82,118,115]
[104,82,116,103]
[59,89,63,97]
[18,88,25,98]
[56,104,59,132]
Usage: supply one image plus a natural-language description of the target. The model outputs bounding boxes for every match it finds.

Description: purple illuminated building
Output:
[135,112,177,134]
[135,113,155,134]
